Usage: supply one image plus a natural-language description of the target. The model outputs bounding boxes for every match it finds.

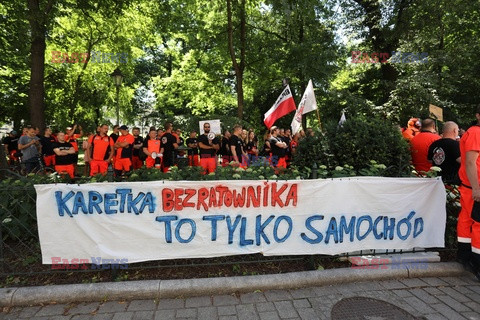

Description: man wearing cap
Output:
[2,130,19,165]
[86,124,114,176]
[198,122,220,173]
[114,125,135,176]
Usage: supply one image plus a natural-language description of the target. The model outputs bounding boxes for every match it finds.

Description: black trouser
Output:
[23,157,38,173]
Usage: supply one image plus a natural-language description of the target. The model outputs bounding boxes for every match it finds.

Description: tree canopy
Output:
[0,0,479,132]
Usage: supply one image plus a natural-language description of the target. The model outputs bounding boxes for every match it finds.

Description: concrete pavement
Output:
[1,262,479,319]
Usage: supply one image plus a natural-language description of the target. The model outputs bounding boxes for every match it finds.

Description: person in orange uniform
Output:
[86,124,114,176]
[410,118,440,173]
[53,132,76,178]
[198,123,220,174]
[457,107,480,279]
[402,118,421,141]
[114,125,135,176]
[142,128,162,169]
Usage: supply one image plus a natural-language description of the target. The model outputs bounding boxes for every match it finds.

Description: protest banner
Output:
[35,177,446,264]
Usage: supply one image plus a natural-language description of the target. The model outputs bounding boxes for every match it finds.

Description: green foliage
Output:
[293,117,411,177]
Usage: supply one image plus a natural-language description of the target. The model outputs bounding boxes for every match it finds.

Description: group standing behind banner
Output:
[2,121,312,177]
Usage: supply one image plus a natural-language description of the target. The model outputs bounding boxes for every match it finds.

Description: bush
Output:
[293,117,411,176]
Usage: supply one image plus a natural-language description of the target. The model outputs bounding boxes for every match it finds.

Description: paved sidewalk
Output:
[2,274,480,320]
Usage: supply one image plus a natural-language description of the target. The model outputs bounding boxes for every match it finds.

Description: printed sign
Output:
[199,119,221,136]
[35,177,446,264]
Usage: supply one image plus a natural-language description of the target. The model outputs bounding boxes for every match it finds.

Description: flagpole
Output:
[316,108,323,132]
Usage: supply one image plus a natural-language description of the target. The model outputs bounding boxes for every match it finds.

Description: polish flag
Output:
[264,85,297,129]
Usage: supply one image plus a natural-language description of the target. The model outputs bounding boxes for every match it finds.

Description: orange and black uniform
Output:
[220,136,231,166]
[54,141,75,178]
[65,134,80,164]
[198,134,219,173]
[270,136,287,168]
[132,135,144,169]
[3,135,19,165]
[160,132,176,172]
[40,135,57,166]
[88,134,113,176]
[185,137,200,166]
[458,126,480,267]
[143,138,161,168]
[115,134,135,173]
[230,135,247,166]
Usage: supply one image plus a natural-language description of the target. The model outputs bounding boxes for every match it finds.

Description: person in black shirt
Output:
[230,125,247,166]
[428,121,461,185]
[283,128,292,166]
[246,129,258,164]
[219,129,232,167]
[269,126,288,168]
[40,127,57,168]
[198,122,220,173]
[160,122,178,172]
[53,132,76,178]
[110,125,119,143]
[131,127,144,169]
[186,130,200,166]
[3,130,19,165]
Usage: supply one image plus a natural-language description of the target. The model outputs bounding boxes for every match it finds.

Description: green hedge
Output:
[293,117,411,177]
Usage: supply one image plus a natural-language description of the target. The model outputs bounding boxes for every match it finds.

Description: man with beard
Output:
[198,122,220,173]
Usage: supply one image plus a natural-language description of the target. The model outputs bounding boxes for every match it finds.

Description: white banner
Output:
[35,177,446,264]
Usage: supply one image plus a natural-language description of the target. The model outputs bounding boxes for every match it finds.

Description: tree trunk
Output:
[27,0,54,132]
[227,0,246,120]
[28,18,46,132]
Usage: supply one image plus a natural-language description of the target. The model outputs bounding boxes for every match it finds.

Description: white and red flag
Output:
[264,85,297,129]
[291,80,317,135]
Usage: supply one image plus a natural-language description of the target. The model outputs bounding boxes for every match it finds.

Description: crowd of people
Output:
[402,110,480,281]
[2,122,315,179]
[5,111,480,280]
